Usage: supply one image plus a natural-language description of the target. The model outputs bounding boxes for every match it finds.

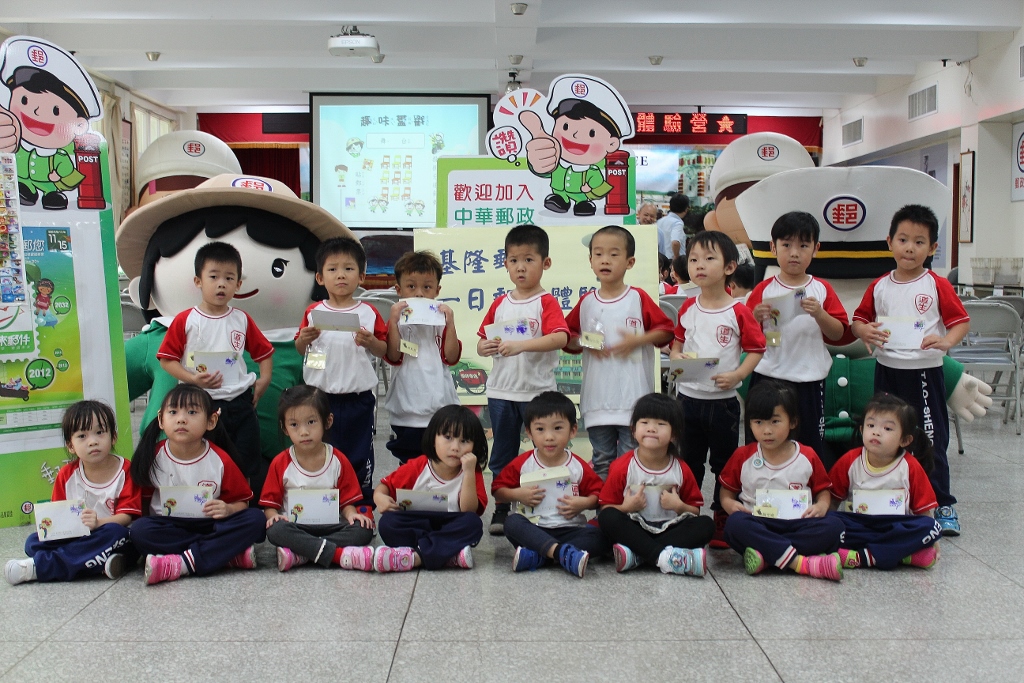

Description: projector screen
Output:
[311,93,489,229]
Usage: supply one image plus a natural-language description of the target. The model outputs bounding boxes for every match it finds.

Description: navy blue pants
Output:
[874,364,955,506]
[377,510,483,570]
[750,373,828,467]
[503,513,611,558]
[212,389,261,490]
[678,394,741,511]
[723,511,845,569]
[386,425,426,465]
[325,390,376,506]
[597,508,716,565]
[24,523,134,582]
[834,511,942,569]
[130,509,266,576]
[488,398,530,513]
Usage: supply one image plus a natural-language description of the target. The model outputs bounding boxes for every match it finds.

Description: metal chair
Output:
[660,293,690,312]
[985,295,1024,321]
[659,299,678,325]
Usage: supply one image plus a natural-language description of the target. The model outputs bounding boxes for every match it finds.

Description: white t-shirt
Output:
[673,297,766,399]
[598,451,705,524]
[829,448,937,515]
[379,455,488,514]
[719,441,831,509]
[297,301,388,395]
[52,457,141,517]
[384,321,461,427]
[657,213,686,259]
[146,440,252,516]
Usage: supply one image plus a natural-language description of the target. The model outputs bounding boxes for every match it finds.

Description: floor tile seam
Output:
[386,570,420,682]
[0,642,45,679]
[706,568,785,683]
[37,577,122,644]
[944,542,1024,589]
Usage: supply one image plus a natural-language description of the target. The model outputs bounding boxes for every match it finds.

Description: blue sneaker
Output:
[935,506,961,536]
[512,546,546,572]
[557,544,589,578]
[658,546,706,577]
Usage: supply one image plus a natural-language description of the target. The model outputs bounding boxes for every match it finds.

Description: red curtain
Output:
[232,147,301,196]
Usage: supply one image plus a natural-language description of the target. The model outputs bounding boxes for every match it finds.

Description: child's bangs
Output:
[162,386,210,415]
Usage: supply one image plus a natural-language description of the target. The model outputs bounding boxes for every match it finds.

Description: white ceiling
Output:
[2,0,1022,113]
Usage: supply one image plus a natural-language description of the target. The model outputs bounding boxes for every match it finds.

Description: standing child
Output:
[261,386,375,572]
[719,380,846,581]
[829,393,943,570]
[129,385,267,585]
[373,405,488,572]
[477,224,569,534]
[597,394,715,576]
[5,401,140,585]
[295,237,388,506]
[384,250,461,463]
[492,392,609,578]
[747,211,850,462]
[566,226,674,477]
[156,241,274,490]
[669,231,766,547]
[852,204,969,536]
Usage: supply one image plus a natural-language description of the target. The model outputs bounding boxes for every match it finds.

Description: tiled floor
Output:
[2,401,1023,682]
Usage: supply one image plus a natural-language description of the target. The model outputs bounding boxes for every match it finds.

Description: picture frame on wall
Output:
[958,150,974,243]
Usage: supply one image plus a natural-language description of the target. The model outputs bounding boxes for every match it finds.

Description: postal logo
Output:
[230,330,245,351]
[823,195,866,232]
[716,325,733,347]
[27,45,48,67]
[915,294,933,314]
[757,144,779,161]
[571,80,589,97]
[231,177,272,191]
[183,141,206,157]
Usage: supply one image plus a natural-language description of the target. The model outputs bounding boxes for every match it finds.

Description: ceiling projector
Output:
[328,27,379,57]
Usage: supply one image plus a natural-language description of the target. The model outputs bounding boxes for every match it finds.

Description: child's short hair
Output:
[194,241,242,278]
[589,225,635,258]
[551,99,621,137]
[277,385,331,431]
[658,253,671,279]
[315,236,366,275]
[771,211,820,244]
[524,391,577,429]
[686,230,739,267]
[422,405,488,470]
[861,393,935,473]
[669,193,690,214]
[889,204,939,243]
[671,254,687,282]
[13,69,89,118]
[394,250,442,284]
[505,224,549,259]
[729,263,756,292]
[629,393,685,458]
[745,379,799,428]
[62,400,117,446]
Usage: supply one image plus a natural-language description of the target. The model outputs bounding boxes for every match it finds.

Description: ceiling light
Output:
[853,57,867,67]
[649,56,663,66]
[505,70,522,94]
[371,53,385,64]
[510,3,528,16]
[509,54,523,66]
[146,51,160,62]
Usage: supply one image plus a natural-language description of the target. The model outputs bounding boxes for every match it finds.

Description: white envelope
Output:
[192,351,244,384]
[761,287,807,327]
[626,484,673,518]
[396,488,450,512]
[755,488,811,520]
[399,298,445,326]
[851,488,907,515]
[878,316,926,350]
[284,488,341,525]
[34,499,89,541]
[484,318,533,342]
[517,466,573,520]
[667,357,720,384]
[310,309,362,332]
[159,486,213,518]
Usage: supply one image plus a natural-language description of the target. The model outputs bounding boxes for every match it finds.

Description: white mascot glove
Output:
[948,373,993,422]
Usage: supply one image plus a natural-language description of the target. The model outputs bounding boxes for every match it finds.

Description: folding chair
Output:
[660,293,690,313]
[985,295,1024,321]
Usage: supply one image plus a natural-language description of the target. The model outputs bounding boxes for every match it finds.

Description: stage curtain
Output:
[232,147,301,196]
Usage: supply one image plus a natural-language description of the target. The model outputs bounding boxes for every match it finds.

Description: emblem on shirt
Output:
[527,318,540,335]
[198,480,217,488]
[105,499,116,514]
[716,325,733,347]
[915,294,933,314]
[230,330,245,351]
[625,317,641,331]
[789,483,802,490]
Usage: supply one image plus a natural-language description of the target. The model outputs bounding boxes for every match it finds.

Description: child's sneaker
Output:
[902,545,940,569]
[445,546,474,569]
[144,554,183,585]
[557,544,589,578]
[276,547,309,572]
[743,547,766,575]
[338,546,374,571]
[935,506,961,536]
[612,543,641,573]
[837,549,861,569]
[4,558,36,585]
[658,546,706,577]
[512,546,546,572]
[489,507,508,536]
[228,545,257,570]
[797,553,843,581]
[103,553,129,579]
[710,510,729,549]
[373,546,416,572]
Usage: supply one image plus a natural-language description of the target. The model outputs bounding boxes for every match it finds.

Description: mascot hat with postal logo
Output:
[0,36,101,117]
[135,130,242,192]
[708,132,813,202]
[546,74,634,140]
[115,173,355,280]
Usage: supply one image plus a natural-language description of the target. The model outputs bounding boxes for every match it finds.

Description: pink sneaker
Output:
[798,553,843,581]
[144,554,183,586]
[837,548,861,569]
[339,546,374,571]
[276,547,308,572]
[903,545,940,569]
[373,546,416,572]
[444,546,474,569]
[228,545,257,570]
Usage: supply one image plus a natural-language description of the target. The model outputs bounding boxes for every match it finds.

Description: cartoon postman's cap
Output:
[135,130,243,192]
[708,132,813,201]
[547,74,634,140]
[0,36,101,118]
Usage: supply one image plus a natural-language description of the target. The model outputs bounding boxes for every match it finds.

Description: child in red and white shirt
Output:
[373,405,488,572]
[5,401,140,585]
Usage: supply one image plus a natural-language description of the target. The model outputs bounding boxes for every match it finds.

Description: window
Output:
[132,104,176,158]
